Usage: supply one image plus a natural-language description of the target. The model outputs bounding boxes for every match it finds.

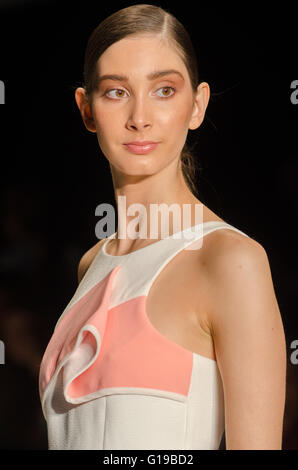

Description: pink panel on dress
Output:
[39,265,193,402]
[68,295,193,398]
[38,266,120,400]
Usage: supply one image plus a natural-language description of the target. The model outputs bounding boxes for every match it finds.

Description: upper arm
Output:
[77,239,104,284]
[206,235,287,449]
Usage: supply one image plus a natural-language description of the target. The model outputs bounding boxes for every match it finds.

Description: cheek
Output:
[158,98,192,132]
[157,110,190,151]
[93,107,121,141]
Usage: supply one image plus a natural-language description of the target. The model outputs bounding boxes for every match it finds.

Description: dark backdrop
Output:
[0,0,297,450]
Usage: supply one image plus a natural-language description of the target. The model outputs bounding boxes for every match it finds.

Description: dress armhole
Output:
[78,239,106,284]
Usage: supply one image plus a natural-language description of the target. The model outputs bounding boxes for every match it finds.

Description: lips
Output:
[124,141,159,155]
[125,141,158,146]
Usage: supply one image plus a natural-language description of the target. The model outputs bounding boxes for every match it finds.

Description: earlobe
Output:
[188,102,202,130]
[75,87,97,133]
[189,82,210,130]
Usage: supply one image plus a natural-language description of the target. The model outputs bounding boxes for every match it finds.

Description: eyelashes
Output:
[104,86,176,100]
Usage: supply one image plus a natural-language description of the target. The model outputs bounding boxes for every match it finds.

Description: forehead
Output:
[97,34,188,78]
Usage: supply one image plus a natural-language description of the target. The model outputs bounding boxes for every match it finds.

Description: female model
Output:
[38,4,286,450]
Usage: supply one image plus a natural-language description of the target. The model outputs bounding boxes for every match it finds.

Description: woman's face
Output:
[80,34,208,176]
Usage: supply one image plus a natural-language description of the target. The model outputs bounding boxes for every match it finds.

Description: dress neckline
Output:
[102,220,224,258]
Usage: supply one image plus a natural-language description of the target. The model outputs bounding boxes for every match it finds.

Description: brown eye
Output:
[105,89,128,99]
[156,86,175,98]
[115,90,125,97]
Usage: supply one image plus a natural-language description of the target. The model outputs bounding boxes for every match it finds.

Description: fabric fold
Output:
[39,265,121,406]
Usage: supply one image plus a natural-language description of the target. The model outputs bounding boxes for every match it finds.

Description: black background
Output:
[0,0,297,449]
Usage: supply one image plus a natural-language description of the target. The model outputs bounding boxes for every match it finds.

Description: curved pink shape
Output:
[68,296,193,399]
[39,266,120,401]
[39,265,193,404]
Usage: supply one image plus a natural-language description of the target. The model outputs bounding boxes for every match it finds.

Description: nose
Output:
[126,95,152,131]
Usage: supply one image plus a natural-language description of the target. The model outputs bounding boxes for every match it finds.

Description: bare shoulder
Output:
[201,227,266,271]
[196,228,266,324]
[199,229,287,449]
[201,228,271,308]
[201,225,284,346]
[77,238,106,284]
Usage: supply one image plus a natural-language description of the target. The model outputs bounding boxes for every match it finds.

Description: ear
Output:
[74,87,97,133]
[188,81,210,130]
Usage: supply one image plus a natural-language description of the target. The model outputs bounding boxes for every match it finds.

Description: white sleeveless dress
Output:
[38,221,249,450]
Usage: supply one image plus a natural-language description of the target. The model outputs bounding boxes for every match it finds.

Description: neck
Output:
[109,160,204,247]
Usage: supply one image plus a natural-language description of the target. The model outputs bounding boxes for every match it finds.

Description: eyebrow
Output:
[96,69,184,87]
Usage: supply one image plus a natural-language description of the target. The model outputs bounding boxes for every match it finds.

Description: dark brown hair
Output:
[81,4,202,197]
